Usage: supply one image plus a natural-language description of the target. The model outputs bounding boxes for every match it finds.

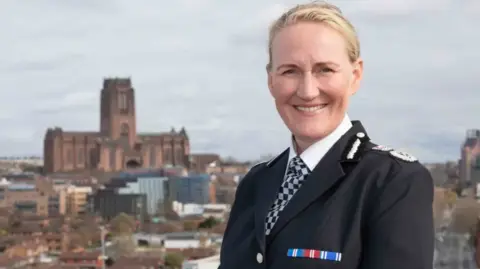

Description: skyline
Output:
[1,0,479,162]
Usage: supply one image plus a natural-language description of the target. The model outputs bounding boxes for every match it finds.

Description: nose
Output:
[296,72,319,100]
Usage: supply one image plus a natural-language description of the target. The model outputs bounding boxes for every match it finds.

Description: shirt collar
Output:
[288,114,353,171]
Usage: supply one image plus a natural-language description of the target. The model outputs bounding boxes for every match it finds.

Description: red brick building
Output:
[43,78,190,174]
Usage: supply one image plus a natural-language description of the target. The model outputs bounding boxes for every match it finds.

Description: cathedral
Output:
[43,78,190,174]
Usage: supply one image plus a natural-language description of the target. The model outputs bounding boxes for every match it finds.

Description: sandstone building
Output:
[43,78,190,174]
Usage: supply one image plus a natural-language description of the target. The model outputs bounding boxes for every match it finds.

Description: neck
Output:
[293,136,317,155]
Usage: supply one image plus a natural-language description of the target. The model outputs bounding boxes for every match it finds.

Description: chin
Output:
[291,124,332,142]
[286,112,339,142]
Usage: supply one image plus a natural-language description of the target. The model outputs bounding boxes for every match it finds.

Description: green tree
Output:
[444,189,457,208]
[164,252,184,269]
[110,213,136,236]
[198,217,220,229]
[111,236,136,258]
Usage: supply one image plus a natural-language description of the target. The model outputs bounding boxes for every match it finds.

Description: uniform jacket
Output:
[219,121,434,269]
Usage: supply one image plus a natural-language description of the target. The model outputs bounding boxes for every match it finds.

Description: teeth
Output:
[296,105,326,112]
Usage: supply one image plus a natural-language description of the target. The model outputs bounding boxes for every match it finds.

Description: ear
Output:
[349,58,363,96]
[267,67,274,95]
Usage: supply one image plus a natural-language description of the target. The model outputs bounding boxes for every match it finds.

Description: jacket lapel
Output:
[267,122,369,239]
[253,149,288,252]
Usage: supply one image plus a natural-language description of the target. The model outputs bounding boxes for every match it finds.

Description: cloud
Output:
[0,0,478,163]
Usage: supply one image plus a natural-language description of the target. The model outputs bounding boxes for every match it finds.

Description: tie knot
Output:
[287,156,310,177]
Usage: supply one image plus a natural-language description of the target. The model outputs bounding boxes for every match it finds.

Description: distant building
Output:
[114,176,168,216]
[54,185,93,215]
[134,231,218,249]
[205,160,250,174]
[88,189,147,222]
[460,130,480,190]
[165,174,212,204]
[43,77,190,174]
[0,177,60,216]
[171,202,230,220]
[189,154,221,173]
[58,251,104,269]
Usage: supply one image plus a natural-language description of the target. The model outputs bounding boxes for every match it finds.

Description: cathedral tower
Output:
[100,78,137,146]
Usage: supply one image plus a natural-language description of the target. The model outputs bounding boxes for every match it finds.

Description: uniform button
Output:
[356,132,365,138]
[256,253,263,264]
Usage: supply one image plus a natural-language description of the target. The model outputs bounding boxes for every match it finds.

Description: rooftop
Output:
[7,183,36,191]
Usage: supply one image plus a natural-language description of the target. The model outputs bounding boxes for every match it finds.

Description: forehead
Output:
[271,22,349,65]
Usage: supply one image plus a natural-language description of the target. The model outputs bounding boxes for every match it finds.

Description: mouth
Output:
[293,104,328,113]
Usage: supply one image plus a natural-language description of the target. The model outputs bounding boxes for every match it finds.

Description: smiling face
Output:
[268,22,363,151]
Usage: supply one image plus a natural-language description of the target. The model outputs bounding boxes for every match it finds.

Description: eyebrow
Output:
[276,61,340,71]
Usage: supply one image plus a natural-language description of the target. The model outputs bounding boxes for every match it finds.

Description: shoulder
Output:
[362,142,432,192]
[236,160,268,190]
[363,142,422,171]
[238,151,287,189]
[366,143,418,163]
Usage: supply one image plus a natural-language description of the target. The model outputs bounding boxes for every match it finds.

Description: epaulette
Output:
[369,144,418,162]
[341,131,369,161]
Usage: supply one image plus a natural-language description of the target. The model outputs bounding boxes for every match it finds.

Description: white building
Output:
[172,202,230,219]
[182,254,220,269]
[134,232,217,249]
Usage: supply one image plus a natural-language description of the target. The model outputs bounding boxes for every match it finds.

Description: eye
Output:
[281,69,296,75]
[320,67,334,73]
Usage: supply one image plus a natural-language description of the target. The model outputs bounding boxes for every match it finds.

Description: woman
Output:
[219,2,434,269]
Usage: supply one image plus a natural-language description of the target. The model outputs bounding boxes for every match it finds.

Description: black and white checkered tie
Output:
[265,156,310,235]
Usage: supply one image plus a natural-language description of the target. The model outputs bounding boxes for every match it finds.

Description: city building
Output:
[189,154,221,173]
[171,202,230,219]
[0,177,60,216]
[88,189,147,222]
[43,77,190,174]
[460,130,480,191]
[205,160,250,174]
[134,231,216,249]
[54,185,93,215]
[58,251,104,268]
[165,174,213,205]
[114,176,168,216]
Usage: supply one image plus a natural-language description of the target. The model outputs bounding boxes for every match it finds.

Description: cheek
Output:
[270,77,297,101]
[319,74,352,99]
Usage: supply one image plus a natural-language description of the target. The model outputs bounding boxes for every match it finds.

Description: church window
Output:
[78,149,84,164]
[163,148,171,165]
[149,147,156,167]
[66,149,73,164]
[120,123,129,138]
[118,92,128,113]
[175,147,183,165]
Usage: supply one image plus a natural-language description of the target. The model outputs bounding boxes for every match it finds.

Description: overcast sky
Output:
[1,0,478,162]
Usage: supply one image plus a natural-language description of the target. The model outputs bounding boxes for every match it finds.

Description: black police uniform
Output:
[218,121,434,269]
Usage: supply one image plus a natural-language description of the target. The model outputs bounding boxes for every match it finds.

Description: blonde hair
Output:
[267,1,360,70]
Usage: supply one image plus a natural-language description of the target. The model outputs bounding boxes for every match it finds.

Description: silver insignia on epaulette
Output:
[372,145,393,152]
[389,150,418,162]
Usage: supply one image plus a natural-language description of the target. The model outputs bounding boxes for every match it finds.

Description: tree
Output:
[111,236,136,258]
[164,252,184,269]
[444,189,457,208]
[110,213,135,236]
[198,217,220,229]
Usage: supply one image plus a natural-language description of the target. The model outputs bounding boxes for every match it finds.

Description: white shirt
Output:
[287,114,352,173]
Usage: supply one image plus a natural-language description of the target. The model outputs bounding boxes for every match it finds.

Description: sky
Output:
[0,0,479,162]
